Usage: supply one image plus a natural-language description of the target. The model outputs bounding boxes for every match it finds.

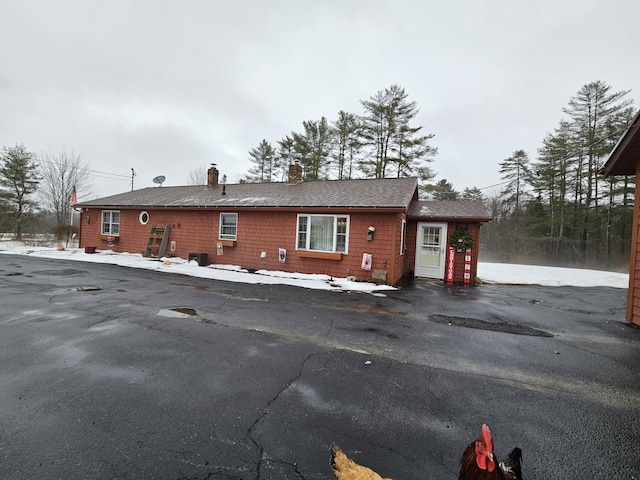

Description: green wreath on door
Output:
[449,228,474,252]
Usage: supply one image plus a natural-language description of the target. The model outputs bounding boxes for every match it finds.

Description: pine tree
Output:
[393,120,437,179]
[0,144,40,240]
[461,187,484,201]
[331,111,362,180]
[359,84,436,179]
[530,122,575,263]
[562,80,633,259]
[276,136,295,182]
[479,81,635,267]
[425,178,458,200]
[500,149,531,206]
[245,139,277,183]
[499,149,531,257]
[602,107,636,266]
[293,117,332,181]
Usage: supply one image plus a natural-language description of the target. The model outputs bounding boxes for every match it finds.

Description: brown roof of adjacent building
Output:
[601,109,640,176]
[408,200,491,221]
[76,177,420,210]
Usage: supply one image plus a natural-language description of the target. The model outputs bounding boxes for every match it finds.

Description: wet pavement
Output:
[0,254,639,479]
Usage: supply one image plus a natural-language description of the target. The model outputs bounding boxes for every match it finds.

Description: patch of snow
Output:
[477,262,628,289]
[0,243,395,292]
[0,241,629,290]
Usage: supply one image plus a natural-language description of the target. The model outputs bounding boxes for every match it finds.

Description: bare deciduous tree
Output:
[38,148,93,225]
[186,165,208,185]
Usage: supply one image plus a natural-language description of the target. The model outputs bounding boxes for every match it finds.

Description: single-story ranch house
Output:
[602,108,640,325]
[76,164,491,285]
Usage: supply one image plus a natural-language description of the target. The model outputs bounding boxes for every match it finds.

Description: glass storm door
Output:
[415,222,447,279]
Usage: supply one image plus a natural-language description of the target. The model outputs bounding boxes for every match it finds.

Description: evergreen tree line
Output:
[245,80,637,269]
[480,81,636,269]
[243,84,438,184]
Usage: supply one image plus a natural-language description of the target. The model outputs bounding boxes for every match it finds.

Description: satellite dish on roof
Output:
[152,175,166,187]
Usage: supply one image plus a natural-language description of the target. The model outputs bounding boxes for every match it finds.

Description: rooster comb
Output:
[481,424,494,453]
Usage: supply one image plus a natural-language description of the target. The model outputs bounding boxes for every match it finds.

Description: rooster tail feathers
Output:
[330,442,342,469]
[503,447,522,468]
[501,447,523,480]
[329,443,392,480]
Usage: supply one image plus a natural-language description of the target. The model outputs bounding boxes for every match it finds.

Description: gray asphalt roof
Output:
[408,200,491,220]
[76,177,419,210]
[77,178,492,221]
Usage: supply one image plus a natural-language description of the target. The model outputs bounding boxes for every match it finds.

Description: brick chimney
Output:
[288,161,303,184]
[207,165,219,188]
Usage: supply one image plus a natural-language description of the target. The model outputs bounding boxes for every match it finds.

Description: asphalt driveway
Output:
[1,255,639,479]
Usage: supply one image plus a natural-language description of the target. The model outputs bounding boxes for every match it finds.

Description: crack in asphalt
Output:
[49,291,633,412]
[245,351,326,480]
[39,284,630,477]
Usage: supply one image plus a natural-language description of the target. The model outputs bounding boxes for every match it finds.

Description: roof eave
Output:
[408,215,492,222]
[602,109,640,177]
[78,204,408,213]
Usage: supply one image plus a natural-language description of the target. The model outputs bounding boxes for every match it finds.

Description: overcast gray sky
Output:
[2,0,639,199]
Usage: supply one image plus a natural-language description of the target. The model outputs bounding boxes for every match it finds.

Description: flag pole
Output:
[70,185,77,226]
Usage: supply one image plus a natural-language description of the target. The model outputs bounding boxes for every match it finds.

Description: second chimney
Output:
[207,166,219,188]
[288,162,303,184]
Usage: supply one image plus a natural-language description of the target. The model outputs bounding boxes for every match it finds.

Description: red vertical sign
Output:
[463,248,472,284]
[446,246,455,284]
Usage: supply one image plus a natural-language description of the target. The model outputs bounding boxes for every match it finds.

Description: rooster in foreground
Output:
[330,442,392,480]
[459,424,523,480]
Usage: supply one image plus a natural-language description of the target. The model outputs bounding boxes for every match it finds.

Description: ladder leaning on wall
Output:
[142,224,170,258]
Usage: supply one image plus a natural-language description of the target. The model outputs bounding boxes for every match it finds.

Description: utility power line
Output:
[36,154,132,182]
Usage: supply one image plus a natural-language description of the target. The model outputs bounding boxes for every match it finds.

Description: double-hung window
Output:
[219,213,237,240]
[297,214,349,253]
[101,210,120,235]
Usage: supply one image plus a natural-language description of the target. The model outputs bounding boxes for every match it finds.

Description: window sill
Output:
[217,239,236,247]
[296,250,342,261]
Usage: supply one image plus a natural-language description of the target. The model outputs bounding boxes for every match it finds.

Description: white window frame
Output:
[296,214,349,254]
[400,219,407,255]
[219,213,238,240]
[139,211,149,225]
[101,210,120,235]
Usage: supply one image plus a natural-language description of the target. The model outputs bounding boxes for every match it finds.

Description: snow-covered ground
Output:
[0,241,629,291]
[477,262,628,289]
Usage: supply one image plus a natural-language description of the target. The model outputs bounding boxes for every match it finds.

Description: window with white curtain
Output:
[219,213,237,240]
[297,214,349,253]
[101,210,120,235]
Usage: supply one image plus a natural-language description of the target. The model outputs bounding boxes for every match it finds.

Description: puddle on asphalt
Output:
[429,314,554,337]
[77,286,102,292]
[157,307,198,318]
[35,269,89,276]
[363,327,400,339]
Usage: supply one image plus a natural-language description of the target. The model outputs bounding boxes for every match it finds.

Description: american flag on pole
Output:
[71,185,77,206]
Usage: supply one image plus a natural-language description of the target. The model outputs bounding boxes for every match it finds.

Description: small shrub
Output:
[51,224,79,241]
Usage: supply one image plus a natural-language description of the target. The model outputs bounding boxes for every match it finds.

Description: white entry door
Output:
[415,222,448,279]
